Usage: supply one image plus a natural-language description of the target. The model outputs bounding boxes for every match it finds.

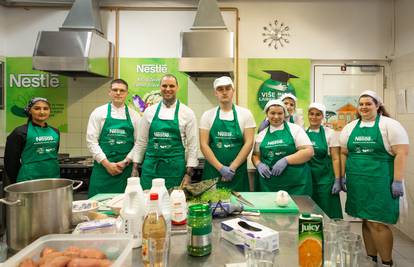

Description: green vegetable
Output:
[189,188,231,204]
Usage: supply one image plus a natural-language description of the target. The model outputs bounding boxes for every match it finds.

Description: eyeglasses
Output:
[111,88,128,94]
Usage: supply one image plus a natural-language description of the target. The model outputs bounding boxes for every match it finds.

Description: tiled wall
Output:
[60,78,111,157]
[391,51,414,240]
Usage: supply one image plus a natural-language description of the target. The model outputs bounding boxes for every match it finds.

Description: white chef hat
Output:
[280,93,297,102]
[359,90,383,106]
[308,102,326,117]
[264,99,289,117]
[213,76,234,90]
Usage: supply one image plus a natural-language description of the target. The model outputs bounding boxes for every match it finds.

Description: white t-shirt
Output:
[199,105,256,132]
[254,122,312,153]
[339,116,409,155]
[307,126,340,148]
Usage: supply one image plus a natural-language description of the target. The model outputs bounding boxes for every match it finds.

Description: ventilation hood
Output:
[32,0,113,78]
[179,0,234,78]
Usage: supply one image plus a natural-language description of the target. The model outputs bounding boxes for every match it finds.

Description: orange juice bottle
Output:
[298,213,323,267]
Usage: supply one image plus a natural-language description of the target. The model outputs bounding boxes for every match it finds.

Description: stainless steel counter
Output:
[131,196,375,267]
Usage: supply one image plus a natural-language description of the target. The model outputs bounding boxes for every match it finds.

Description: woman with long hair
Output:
[340,90,409,266]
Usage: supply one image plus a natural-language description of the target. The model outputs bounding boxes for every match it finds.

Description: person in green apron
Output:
[4,97,60,184]
[306,102,343,219]
[135,74,198,190]
[340,90,409,266]
[87,79,140,197]
[257,93,304,132]
[199,76,256,191]
[252,100,314,195]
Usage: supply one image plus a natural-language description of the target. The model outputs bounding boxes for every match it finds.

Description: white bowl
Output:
[72,200,99,225]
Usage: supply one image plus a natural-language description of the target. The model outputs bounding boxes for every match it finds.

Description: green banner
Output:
[248,58,311,127]
[6,57,68,132]
[120,58,188,115]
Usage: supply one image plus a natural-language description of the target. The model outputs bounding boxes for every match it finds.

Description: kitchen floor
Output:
[349,222,414,267]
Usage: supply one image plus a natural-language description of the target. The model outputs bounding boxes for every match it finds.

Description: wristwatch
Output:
[186,167,195,177]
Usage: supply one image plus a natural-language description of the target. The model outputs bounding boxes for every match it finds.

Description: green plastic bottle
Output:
[187,204,212,256]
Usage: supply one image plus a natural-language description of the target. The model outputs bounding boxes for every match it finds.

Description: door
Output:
[313,64,384,221]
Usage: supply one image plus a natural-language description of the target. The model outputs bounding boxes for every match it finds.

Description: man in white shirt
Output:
[199,76,256,191]
[86,79,141,197]
[134,74,198,190]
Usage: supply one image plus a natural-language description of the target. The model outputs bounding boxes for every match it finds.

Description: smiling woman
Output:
[4,97,60,184]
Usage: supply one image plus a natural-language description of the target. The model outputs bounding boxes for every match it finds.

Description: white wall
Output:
[232,0,392,59]
[0,6,5,56]
[391,0,414,241]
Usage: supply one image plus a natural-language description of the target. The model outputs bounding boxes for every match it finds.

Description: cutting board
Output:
[230,192,299,213]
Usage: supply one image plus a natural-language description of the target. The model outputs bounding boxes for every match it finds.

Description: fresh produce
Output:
[18,246,111,267]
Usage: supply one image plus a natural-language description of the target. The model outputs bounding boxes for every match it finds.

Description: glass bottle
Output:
[187,204,212,256]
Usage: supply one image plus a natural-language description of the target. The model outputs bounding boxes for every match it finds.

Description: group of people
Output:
[4,75,409,266]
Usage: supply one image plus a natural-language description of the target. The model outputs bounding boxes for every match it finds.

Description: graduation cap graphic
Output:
[257,70,299,109]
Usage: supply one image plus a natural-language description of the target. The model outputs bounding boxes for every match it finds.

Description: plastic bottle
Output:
[142,193,168,267]
[120,177,145,248]
[170,189,187,225]
[150,178,171,234]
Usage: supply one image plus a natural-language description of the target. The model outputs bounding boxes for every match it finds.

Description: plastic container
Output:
[3,234,134,267]
[170,189,187,225]
[150,178,171,234]
[120,177,145,248]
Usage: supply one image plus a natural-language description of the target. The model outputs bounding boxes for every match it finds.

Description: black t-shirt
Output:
[4,122,60,184]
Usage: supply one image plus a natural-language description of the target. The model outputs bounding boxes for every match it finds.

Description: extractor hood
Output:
[32,0,113,78]
[179,0,234,78]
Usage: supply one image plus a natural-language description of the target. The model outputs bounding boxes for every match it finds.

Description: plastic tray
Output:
[3,234,134,267]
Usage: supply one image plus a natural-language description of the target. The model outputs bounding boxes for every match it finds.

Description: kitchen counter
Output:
[131,196,375,267]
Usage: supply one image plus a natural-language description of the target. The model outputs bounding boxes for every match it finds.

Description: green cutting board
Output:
[230,192,299,213]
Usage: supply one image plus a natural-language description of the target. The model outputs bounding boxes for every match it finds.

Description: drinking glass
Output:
[245,247,278,267]
[339,232,362,267]
[324,220,351,266]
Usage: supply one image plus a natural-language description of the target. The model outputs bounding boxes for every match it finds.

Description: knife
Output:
[231,191,256,207]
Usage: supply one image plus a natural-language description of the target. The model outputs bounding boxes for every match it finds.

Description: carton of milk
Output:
[220,218,279,251]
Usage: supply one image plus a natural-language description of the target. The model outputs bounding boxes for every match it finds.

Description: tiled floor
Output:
[349,222,414,267]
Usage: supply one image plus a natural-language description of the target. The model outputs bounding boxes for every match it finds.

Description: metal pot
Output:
[0,178,82,251]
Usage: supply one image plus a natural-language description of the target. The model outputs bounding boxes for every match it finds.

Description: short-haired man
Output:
[86,79,140,197]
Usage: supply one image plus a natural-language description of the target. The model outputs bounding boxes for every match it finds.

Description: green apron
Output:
[202,105,249,191]
[345,115,398,224]
[141,101,186,190]
[289,116,294,123]
[256,122,312,195]
[88,104,134,197]
[17,121,60,182]
[306,126,343,219]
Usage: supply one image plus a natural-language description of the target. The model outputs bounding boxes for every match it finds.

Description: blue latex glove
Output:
[257,119,270,133]
[392,180,404,198]
[341,177,347,192]
[219,166,235,182]
[257,162,272,179]
[331,179,342,194]
[271,157,288,176]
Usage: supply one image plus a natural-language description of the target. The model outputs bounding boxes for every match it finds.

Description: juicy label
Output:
[298,214,323,267]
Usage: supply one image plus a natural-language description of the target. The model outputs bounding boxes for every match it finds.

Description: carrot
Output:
[67,258,112,267]
[79,248,107,259]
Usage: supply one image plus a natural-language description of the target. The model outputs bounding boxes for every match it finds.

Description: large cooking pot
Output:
[0,178,82,251]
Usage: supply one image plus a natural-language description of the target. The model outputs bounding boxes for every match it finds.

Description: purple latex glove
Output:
[341,177,347,192]
[219,166,235,182]
[392,180,404,198]
[271,157,288,176]
[257,162,272,179]
[331,179,342,194]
